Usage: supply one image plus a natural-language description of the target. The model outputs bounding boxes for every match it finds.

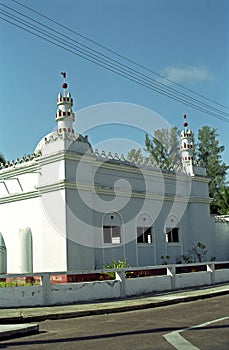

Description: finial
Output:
[61,72,68,91]
[183,114,188,128]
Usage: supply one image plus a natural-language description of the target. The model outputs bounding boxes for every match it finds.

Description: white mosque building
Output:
[0,74,226,274]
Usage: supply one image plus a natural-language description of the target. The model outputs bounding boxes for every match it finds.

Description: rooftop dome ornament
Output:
[61,72,68,95]
[183,114,188,128]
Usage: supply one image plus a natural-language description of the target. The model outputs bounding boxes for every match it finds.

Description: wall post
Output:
[116,269,126,298]
[207,263,215,285]
[41,273,51,306]
[167,265,176,290]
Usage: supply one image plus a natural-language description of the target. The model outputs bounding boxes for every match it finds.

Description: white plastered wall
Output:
[0,189,67,273]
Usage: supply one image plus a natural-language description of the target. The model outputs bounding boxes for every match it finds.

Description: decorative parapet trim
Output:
[92,149,208,179]
[43,131,88,145]
[0,152,41,172]
[93,148,186,174]
[0,145,207,182]
[38,149,207,184]
[0,161,41,180]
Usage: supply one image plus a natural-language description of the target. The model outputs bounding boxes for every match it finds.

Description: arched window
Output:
[166,227,179,243]
[136,213,153,244]
[164,215,180,243]
[103,212,122,244]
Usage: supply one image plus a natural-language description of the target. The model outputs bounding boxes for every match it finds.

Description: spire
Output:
[183,114,188,129]
[56,72,75,135]
[61,72,68,96]
[180,114,194,175]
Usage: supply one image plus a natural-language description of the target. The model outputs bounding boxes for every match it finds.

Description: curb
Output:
[0,287,228,324]
[0,324,39,340]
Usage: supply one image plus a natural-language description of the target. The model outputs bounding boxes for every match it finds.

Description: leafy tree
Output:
[127,125,228,214]
[213,186,229,215]
[188,242,207,263]
[127,148,144,162]
[104,258,129,270]
[0,153,5,164]
[104,259,130,278]
[145,127,181,169]
[196,126,228,213]
[160,255,170,265]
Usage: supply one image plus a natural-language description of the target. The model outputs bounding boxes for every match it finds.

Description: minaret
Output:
[34,72,92,156]
[180,114,194,175]
[56,72,75,135]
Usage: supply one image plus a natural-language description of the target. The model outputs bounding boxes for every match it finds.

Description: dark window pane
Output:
[137,234,144,243]
[172,228,179,242]
[103,226,111,243]
[112,226,120,237]
[166,227,179,243]
[137,227,152,243]
[112,226,121,243]
[103,226,121,244]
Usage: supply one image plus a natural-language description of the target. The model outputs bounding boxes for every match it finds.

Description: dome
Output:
[34,130,93,155]
[34,131,58,155]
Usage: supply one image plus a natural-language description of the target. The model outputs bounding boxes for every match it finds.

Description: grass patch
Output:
[0,277,41,287]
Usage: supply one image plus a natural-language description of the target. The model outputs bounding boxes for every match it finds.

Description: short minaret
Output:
[56,72,75,135]
[180,114,194,175]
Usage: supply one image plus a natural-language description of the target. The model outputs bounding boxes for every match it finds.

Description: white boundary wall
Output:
[0,262,228,308]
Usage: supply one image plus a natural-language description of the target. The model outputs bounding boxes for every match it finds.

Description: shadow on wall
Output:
[0,232,7,273]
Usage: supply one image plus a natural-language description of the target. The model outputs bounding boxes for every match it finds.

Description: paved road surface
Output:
[1,295,228,349]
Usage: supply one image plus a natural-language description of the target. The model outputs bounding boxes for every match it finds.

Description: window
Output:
[103,226,121,244]
[166,227,179,243]
[137,227,152,244]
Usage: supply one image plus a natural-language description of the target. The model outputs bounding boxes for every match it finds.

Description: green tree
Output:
[104,259,130,278]
[188,242,207,263]
[196,126,228,213]
[0,153,5,164]
[127,148,144,162]
[145,127,181,169]
[213,186,229,215]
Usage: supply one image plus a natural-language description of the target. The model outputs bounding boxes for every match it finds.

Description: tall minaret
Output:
[180,114,194,175]
[56,72,75,135]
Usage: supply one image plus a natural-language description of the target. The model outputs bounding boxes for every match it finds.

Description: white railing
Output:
[0,261,228,308]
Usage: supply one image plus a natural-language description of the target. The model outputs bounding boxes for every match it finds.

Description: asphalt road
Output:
[1,295,229,350]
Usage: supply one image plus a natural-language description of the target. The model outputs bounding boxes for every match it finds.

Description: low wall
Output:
[215,269,229,284]
[125,275,171,296]
[175,271,212,289]
[0,262,228,308]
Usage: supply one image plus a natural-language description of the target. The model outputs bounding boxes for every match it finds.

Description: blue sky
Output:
[0,0,228,175]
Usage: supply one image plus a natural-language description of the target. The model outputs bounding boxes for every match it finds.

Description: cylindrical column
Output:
[18,227,33,273]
